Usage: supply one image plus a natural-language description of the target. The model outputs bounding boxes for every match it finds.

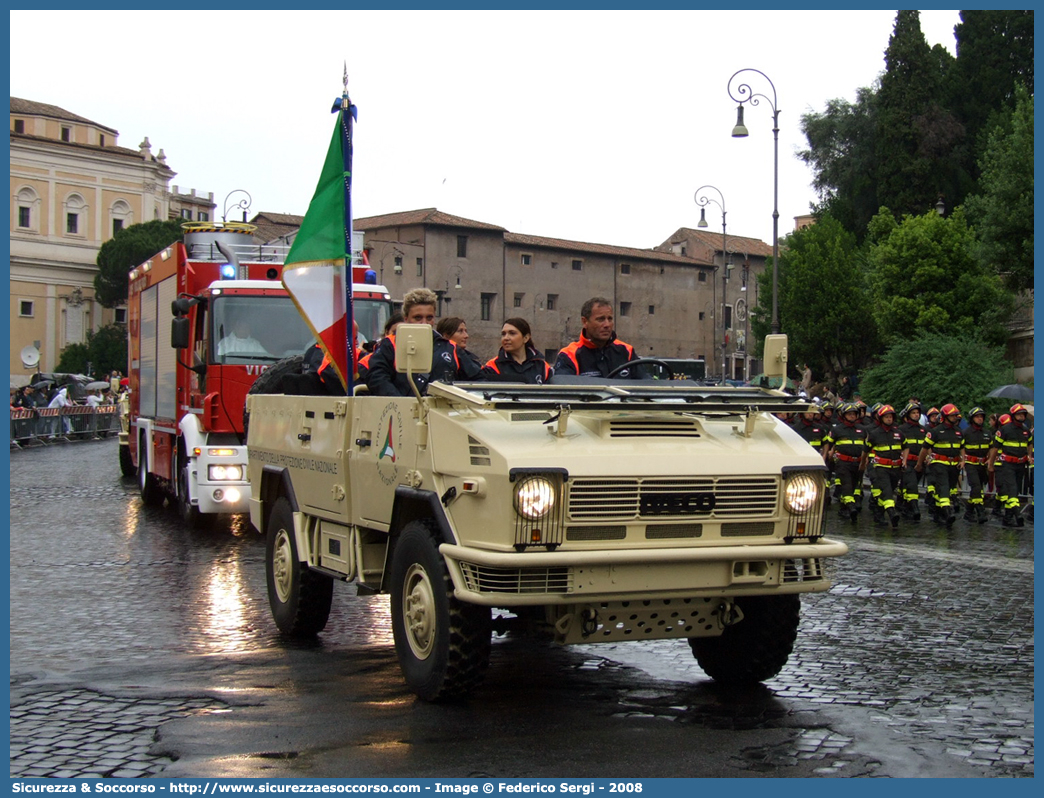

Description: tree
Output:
[858,331,1014,415]
[55,324,127,377]
[952,10,1034,169]
[875,11,964,219]
[866,206,1013,347]
[94,219,185,307]
[748,216,878,383]
[964,86,1033,292]
[799,88,880,238]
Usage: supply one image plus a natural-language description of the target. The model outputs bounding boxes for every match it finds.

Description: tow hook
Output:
[580,607,599,638]
[717,600,742,628]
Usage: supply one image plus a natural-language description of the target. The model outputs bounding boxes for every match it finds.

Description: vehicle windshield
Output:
[211,296,315,364]
[210,295,393,365]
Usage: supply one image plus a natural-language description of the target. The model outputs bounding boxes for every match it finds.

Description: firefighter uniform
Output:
[961,407,991,523]
[989,404,1033,527]
[825,404,867,522]
[864,405,906,528]
[898,403,926,521]
[917,404,964,526]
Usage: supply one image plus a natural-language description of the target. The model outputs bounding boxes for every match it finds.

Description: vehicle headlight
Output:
[785,473,819,513]
[514,476,556,520]
[209,464,244,481]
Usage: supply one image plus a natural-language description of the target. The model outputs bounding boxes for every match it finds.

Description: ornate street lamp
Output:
[222,189,252,224]
[695,185,729,381]
[728,68,780,335]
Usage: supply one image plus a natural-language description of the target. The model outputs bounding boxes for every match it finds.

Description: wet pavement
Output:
[9,439,1035,778]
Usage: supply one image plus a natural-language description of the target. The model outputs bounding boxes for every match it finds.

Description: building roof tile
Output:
[354,207,507,232]
[10,97,117,134]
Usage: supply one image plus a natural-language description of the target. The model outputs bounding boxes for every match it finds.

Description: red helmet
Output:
[999,414,1012,426]
[941,403,960,418]
[878,404,896,420]
[927,406,940,418]
[1010,403,1028,417]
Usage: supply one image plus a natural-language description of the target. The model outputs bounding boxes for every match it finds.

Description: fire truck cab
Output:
[126,221,391,524]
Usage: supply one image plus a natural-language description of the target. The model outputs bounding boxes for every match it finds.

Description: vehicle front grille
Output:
[568,476,778,521]
[458,563,573,594]
[782,558,826,583]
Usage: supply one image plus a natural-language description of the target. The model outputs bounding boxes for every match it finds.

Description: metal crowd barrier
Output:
[9,405,122,448]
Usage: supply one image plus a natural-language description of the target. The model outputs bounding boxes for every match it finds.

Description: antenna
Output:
[20,345,40,369]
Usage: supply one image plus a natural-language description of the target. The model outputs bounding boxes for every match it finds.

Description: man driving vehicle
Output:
[554,297,643,378]
[217,317,267,358]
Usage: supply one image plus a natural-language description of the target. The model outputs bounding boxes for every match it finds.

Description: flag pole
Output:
[336,64,356,393]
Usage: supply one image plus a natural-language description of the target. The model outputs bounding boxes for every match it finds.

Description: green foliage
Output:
[859,331,1014,414]
[749,216,878,382]
[964,86,1034,292]
[55,324,127,377]
[94,219,186,307]
[866,207,1013,347]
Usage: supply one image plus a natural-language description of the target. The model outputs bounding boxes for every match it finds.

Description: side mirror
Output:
[394,324,434,375]
[171,317,191,349]
[763,334,788,380]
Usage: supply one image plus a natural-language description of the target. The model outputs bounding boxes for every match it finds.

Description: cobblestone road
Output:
[8,439,1034,778]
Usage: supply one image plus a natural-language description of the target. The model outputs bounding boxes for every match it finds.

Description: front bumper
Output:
[440,538,848,607]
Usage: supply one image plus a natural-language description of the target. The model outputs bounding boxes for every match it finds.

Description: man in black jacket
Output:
[554,297,643,378]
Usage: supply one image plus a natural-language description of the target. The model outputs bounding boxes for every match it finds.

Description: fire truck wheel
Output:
[244,354,305,437]
[176,457,210,528]
[266,496,333,636]
[687,594,800,685]
[137,442,165,507]
[119,444,136,478]
[389,520,491,701]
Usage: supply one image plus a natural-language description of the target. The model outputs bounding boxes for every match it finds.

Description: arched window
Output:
[110,199,132,238]
[14,186,40,232]
[63,192,87,237]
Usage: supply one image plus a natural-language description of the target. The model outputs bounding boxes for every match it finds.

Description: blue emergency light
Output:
[364,269,377,285]
[219,264,236,280]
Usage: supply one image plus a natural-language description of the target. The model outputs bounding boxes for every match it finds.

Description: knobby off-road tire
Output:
[137,442,165,507]
[688,594,801,685]
[390,520,491,701]
[266,496,333,636]
[243,354,305,438]
[119,443,136,477]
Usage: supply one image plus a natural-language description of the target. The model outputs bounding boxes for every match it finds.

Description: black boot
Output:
[889,508,900,530]
[975,504,988,524]
[873,504,886,526]
[945,505,956,528]
[963,504,976,522]
[1016,506,1025,527]
[1002,508,1017,527]
[910,501,921,523]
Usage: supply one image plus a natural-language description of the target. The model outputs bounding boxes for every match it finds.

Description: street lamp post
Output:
[728,68,780,335]
[695,185,729,381]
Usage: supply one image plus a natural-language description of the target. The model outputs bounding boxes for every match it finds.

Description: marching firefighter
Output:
[793,403,830,465]
[824,402,867,523]
[961,407,991,523]
[865,404,907,528]
[923,406,943,510]
[987,404,1033,527]
[898,402,927,522]
[916,403,964,527]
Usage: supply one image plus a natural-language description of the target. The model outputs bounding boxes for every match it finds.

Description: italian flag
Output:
[282,101,356,389]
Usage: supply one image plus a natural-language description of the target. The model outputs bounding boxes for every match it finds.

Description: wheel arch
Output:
[257,465,300,538]
[381,487,455,594]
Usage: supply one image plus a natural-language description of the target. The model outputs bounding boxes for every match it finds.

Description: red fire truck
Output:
[123,221,392,524]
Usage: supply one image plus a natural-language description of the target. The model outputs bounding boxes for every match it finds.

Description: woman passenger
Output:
[481,318,552,384]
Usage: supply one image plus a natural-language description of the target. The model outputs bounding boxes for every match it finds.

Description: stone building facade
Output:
[350,208,769,378]
[9,98,213,382]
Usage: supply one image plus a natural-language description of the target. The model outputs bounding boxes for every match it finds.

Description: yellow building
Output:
[9,98,213,383]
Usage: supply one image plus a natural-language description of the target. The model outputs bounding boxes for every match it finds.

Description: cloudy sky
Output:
[10,9,961,250]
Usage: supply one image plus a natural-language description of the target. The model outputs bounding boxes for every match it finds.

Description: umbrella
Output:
[986,384,1033,402]
[86,381,111,391]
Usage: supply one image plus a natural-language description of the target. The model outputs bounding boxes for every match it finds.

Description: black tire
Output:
[243,354,305,437]
[137,441,165,507]
[119,444,136,477]
[688,594,800,685]
[266,496,333,636]
[176,453,211,528]
[389,520,491,701]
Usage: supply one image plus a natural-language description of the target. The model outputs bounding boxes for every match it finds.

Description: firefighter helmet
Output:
[999,414,1012,426]
[967,406,985,422]
[901,402,922,419]
[927,406,941,419]
[941,403,961,418]
[878,404,896,420]
[1010,403,1028,417]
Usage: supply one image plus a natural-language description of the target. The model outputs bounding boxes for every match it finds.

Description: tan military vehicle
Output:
[246,328,847,701]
